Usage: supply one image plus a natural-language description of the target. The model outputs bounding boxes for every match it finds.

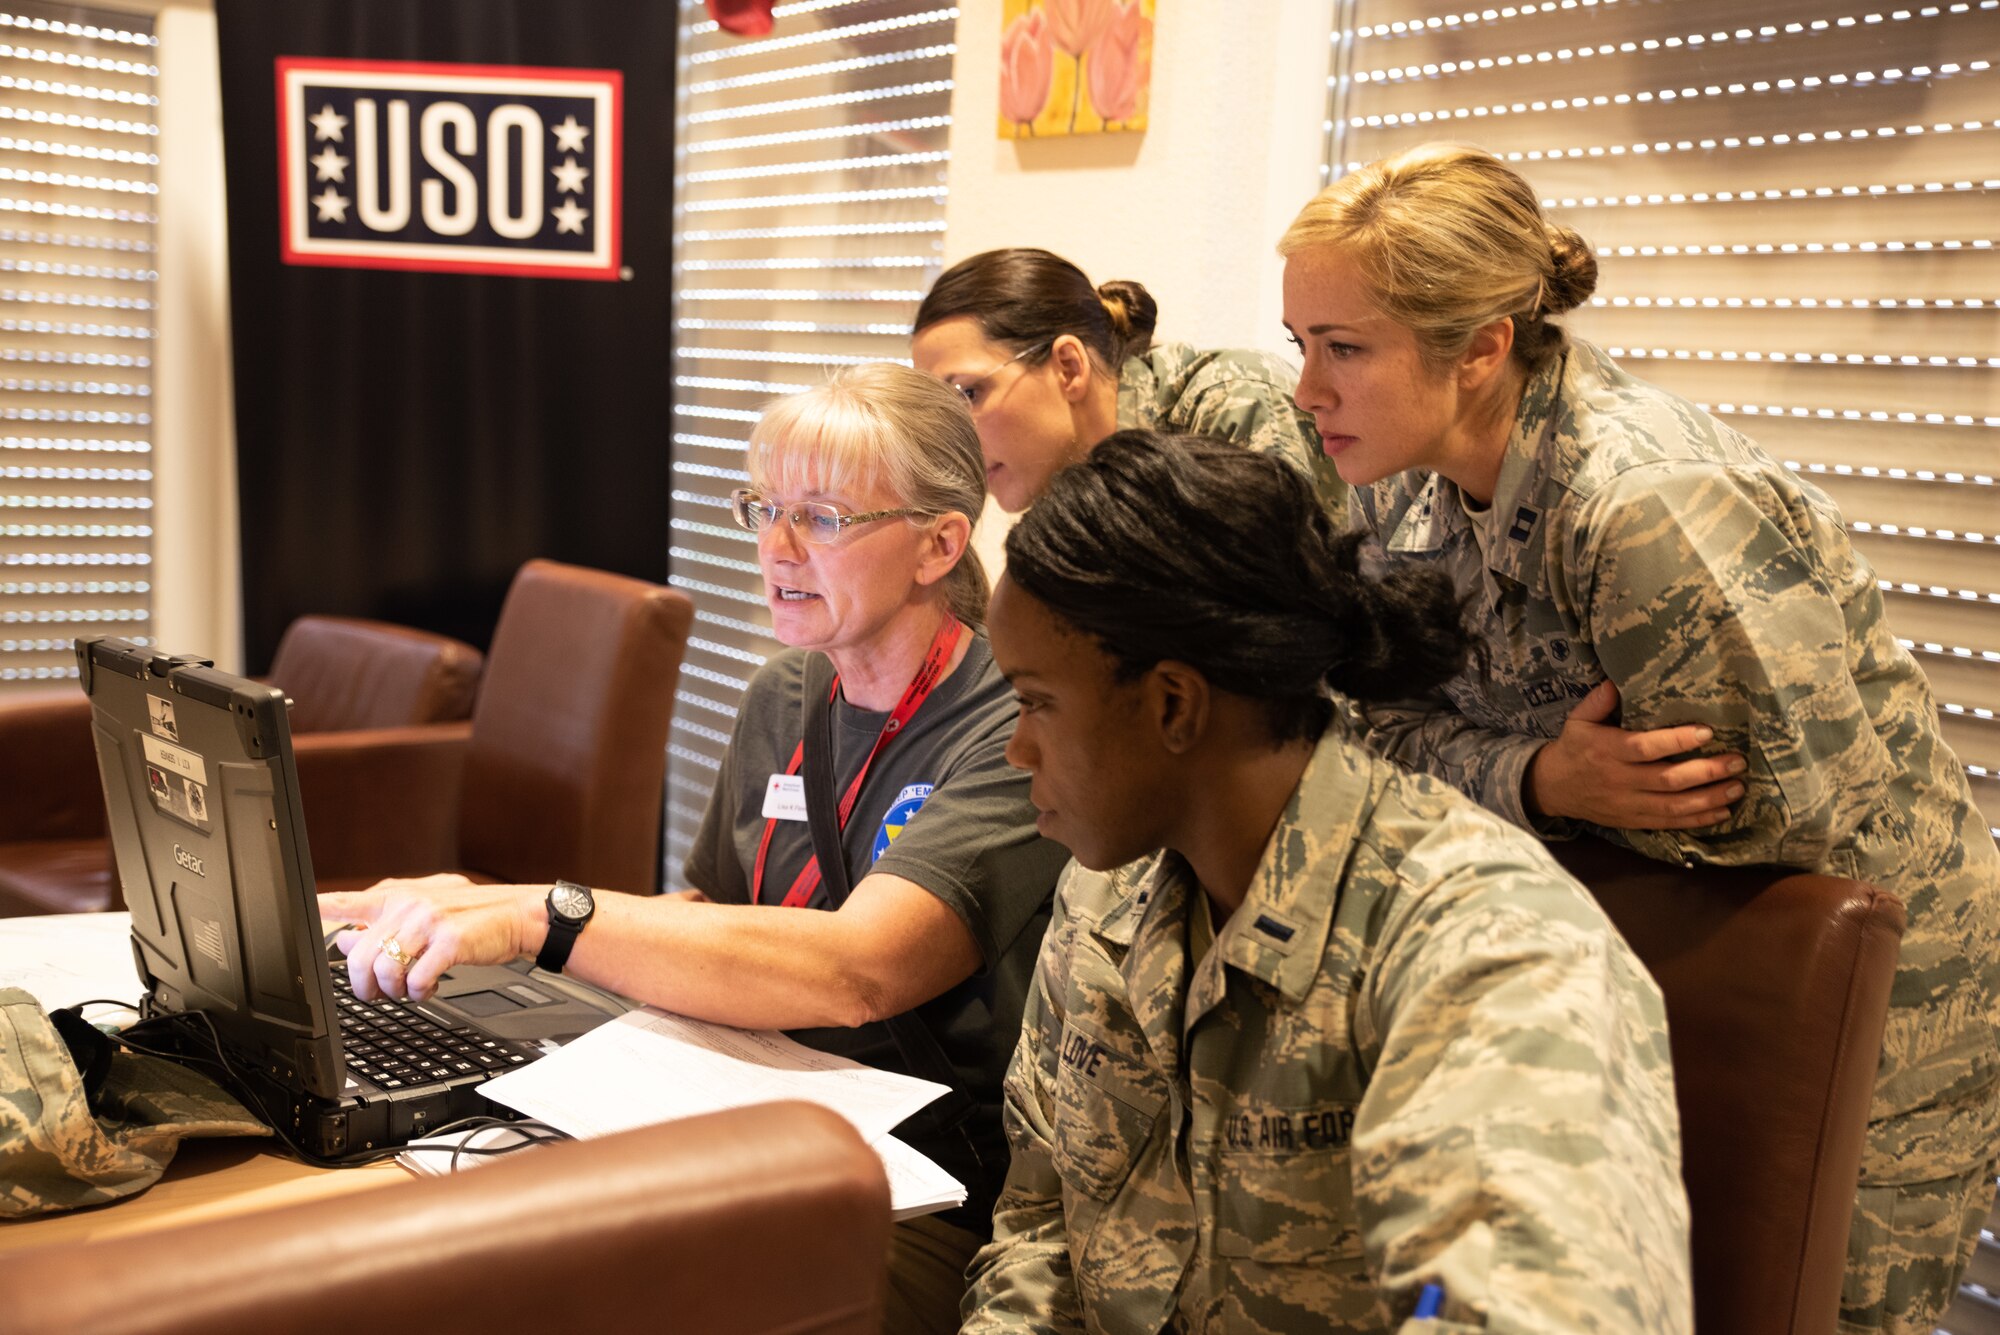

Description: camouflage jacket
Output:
[1351,339,2000,1158]
[1118,342,1345,520]
[962,728,1692,1334]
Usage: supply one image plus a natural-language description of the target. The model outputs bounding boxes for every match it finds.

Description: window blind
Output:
[1327,0,2000,836]
[0,0,154,694]
[665,0,954,881]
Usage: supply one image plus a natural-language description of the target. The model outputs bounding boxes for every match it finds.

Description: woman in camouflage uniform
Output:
[970,430,1692,1333]
[911,247,1342,518]
[1278,142,2000,1335]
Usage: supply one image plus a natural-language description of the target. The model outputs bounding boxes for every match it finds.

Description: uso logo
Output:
[276,57,622,281]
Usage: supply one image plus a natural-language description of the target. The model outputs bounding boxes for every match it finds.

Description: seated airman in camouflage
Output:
[1281,144,2000,1335]
[968,432,1692,1333]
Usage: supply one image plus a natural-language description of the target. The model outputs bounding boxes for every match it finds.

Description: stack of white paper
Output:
[472,1008,967,1219]
[873,1134,970,1221]
[2,910,140,1013]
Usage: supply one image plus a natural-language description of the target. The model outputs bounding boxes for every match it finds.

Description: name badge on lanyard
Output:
[762,773,808,821]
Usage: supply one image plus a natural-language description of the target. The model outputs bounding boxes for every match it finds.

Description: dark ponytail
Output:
[1005,431,1467,743]
[915,248,1157,371]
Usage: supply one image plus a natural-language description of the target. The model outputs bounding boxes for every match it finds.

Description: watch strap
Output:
[536,879,591,974]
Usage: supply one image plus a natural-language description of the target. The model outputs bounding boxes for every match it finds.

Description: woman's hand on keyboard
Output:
[324,874,540,1003]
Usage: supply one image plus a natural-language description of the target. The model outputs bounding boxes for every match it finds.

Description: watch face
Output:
[552,883,592,921]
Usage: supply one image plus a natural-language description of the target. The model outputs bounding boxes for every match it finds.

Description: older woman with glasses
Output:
[910,247,1344,518]
[323,363,1071,1335]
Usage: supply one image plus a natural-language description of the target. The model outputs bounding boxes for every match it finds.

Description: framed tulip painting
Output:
[999,0,1154,138]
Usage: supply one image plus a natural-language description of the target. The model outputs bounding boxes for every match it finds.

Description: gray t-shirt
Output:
[684,632,1069,1229]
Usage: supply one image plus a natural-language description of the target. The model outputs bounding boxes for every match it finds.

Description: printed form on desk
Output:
[470,1008,967,1220]
[0,911,139,1013]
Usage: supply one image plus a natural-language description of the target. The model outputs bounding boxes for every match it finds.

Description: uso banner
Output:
[275,57,623,281]
[216,2,673,668]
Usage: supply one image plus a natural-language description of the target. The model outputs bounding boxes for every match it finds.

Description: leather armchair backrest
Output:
[1551,838,1905,1335]
[457,559,693,894]
[0,691,99,843]
[267,615,483,733]
[0,1101,891,1335]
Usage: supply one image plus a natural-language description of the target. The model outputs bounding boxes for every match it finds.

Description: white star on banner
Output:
[551,197,589,235]
[310,146,349,183]
[551,156,589,194]
[312,186,350,223]
[551,115,589,154]
[309,104,347,142]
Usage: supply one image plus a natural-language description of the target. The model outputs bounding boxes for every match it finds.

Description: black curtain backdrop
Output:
[216,0,675,669]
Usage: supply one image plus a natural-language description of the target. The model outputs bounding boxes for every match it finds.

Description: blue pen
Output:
[1414,1282,1445,1319]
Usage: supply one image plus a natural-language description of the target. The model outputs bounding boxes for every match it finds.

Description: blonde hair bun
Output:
[1543,225,1598,315]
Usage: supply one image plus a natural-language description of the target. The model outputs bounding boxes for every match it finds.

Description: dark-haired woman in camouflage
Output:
[911,247,1343,520]
[969,431,1692,1333]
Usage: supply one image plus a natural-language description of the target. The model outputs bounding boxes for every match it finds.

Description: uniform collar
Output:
[1211,729,1372,1004]
[1090,851,1191,1079]
[1090,852,1164,949]
[1089,729,1375,1030]
[1376,350,1573,603]
[1114,349,1162,432]
[1482,348,1571,579]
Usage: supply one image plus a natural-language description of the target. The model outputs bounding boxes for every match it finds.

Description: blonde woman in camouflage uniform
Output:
[969,430,1691,1332]
[1280,143,2000,1335]
[911,247,1343,518]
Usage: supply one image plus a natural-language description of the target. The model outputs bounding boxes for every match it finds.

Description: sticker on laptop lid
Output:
[141,734,213,831]
[146,694,179,741]
[189,914,229,972]
[145,764,213,832]
[141,732,208,787]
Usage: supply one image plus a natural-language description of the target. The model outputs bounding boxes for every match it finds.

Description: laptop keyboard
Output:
[329,967,540,1091]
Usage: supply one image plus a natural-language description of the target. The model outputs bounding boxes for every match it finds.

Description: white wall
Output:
[945,1,1333,350]
[149,0,240,670]
[943,0,1335,568]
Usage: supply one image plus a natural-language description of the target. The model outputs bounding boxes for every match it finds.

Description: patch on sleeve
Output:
[871,782,935,862]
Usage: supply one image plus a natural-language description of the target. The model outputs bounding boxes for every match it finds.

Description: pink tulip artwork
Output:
[998,0,1154,138]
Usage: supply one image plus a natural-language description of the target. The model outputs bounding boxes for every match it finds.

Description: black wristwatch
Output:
[536,879,595,974]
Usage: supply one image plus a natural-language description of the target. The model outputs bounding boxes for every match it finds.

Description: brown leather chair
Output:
[299,559,694,896]
[1550,837,1906,1335]
[0,617,483,918]
[266,614,481,733]
[0,1101,891,1335]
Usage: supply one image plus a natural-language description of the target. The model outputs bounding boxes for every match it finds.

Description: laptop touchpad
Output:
[445,989,524,1018]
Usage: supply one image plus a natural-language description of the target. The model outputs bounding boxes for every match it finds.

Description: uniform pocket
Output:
[1206,1152,1374,1334]
[1211,1147,1364,1261]
[1048,1019,1164,1204]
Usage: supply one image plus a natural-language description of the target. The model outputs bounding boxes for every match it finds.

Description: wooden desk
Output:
[0,910,411,1254]
[0,1138,410,1256]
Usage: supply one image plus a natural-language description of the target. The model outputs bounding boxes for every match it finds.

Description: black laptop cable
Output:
[68,1000,570,1171]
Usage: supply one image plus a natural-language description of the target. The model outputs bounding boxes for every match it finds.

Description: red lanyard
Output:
[752,615,962,908]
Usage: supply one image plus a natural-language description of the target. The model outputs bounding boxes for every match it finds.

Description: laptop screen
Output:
[77,634,345,1098]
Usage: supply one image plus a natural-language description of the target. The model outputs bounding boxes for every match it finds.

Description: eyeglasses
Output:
[729,488,925,544]
[949,340,1051,406]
